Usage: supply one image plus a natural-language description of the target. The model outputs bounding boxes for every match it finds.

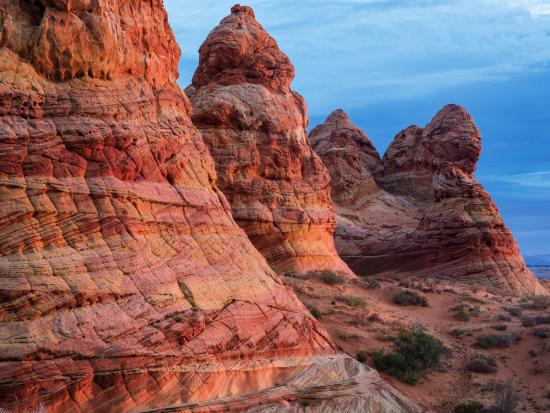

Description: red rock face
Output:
[310,106,546,295]
[0,2,419,412]
[187,6,353,277]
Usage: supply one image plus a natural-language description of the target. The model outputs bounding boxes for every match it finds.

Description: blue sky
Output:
[165,0,550,257]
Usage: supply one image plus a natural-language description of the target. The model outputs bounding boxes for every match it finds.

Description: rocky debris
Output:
[187,5,353,278]
[310,106,546,295]
[0,2,417,412]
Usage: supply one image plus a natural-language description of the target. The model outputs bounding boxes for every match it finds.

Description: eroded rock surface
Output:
[187,5,352,277]
[0,2,417,412]
[310,106,546,295]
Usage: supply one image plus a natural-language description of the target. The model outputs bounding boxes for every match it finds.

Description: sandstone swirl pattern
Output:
[310,106,546,295]
[187,5,353,278]
[0,1,418,412]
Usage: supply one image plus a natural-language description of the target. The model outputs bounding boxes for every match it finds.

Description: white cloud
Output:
[165,0,550,114]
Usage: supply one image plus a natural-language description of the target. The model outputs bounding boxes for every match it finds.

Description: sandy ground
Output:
[284,275,550,412]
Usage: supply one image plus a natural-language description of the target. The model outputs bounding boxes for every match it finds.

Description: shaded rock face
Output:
[310,106,546,295]
[0,2,419,413]
[187,6,352,277]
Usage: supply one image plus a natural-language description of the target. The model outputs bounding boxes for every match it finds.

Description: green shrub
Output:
[362,277,381,290]
[467,355,498,374]
[451,304,481,321]
[372,330,446,384]
[536,314,550,325]
[454,401,486,413]
[505,307,522,317]
[521,295,550,310]
[475,334,515,349]
[313,270,346,285]
[336,294,367,308]
[393,290,428,307]
[356,350,369,363]
[493,324,508,331]
[489,380,519,413]
[307,305,322,319]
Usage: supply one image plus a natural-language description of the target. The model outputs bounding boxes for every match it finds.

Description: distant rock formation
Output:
[310,105,546,295]
[0,2,418,412]
[187,5,353,277]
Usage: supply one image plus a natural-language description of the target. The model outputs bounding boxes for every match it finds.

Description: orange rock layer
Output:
[310,106,546,295]
[187,5,353,278]
[0,2,417,412]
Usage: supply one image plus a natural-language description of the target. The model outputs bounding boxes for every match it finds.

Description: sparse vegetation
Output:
[489,380,519,413]
[534,327,550,338]
[451,304,481,321]
[475,333,517,349]
[454,401,486,413]
[335,294,367,308]
[393,290,428,307]
[521,295,550,310]
[522,315,536,327]
[467,355,498,374]
[359,277,381,290]
[495,313,512,322]
[372,330,447,384]
[536,314,550,325]
[505,307,522,317]
[306,304,322,319]
[356,350,368,363]
[337,330,362,340]
[312,270,346,285]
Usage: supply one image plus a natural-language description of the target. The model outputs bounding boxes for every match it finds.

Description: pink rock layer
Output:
[0,1,418,412]
[310,106,546,295]
[186,5,353,278]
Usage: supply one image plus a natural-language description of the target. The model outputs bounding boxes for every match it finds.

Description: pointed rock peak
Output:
[326,109,351,124]
[425,104,481,175]
[192,4,294,91]
[426,104,478,135]
[231,4,256,17]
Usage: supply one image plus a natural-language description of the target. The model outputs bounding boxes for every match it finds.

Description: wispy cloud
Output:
[488,171,550,189]
[166,0,550,115]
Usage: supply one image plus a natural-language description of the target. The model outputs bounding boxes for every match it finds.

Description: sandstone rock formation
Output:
[186,5,352,277]
[0,1,418,412]
[310,105,546,295]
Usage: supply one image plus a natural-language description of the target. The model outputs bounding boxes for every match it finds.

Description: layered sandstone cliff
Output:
[186,5,352,277]
[0,1,418,412]
[310,105,546,295]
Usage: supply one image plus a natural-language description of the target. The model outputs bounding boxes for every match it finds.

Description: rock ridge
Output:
[310,105,546,295]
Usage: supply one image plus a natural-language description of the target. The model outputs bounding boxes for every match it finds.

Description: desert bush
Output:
[521,295,550,310]
[360,277,381,290]
[534,327,550,338]
[451,304,481,321]
[495,313,512,322]
[505,307,522,317]
[493,324,508,331]
[467,355,498,374]
[475,334,515,349]
[307,305,322,319]
[372,330,446,384]
[522,315,536,327]
[487,381,519,413]
[356,350,369,363]
[536,314,550,325]
[313,270,346,285]
[337,330,362,340]
[393,290,428,307]
[335,294,367,308]
[454,401,487,413]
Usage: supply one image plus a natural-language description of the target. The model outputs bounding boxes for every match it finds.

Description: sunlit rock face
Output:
[310,105,547,295]
[187,5,353,278]
[0,1,420,412]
